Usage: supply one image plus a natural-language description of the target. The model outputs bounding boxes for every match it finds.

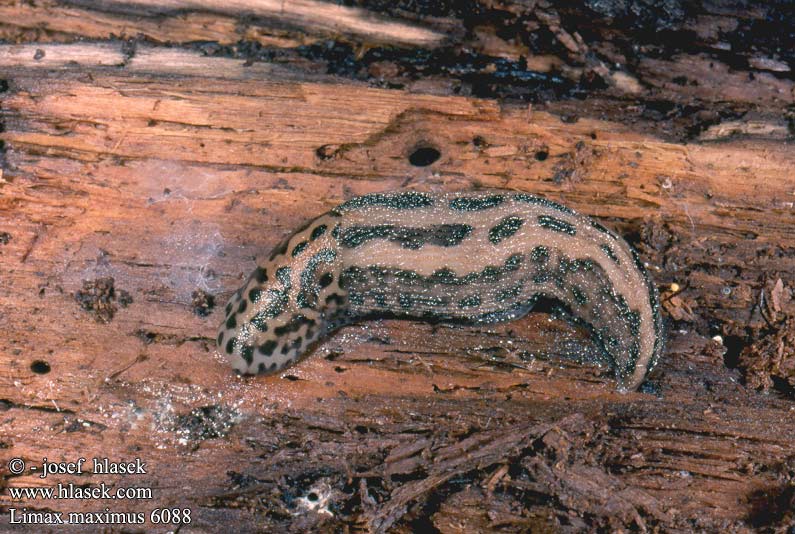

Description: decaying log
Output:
[1,1,795,532]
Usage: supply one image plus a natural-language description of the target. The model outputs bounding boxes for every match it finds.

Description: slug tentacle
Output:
[218,190,663,391]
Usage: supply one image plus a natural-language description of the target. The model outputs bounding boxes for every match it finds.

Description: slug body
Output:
[218,190,662,391]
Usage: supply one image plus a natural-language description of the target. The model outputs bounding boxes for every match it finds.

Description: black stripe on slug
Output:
[339,224,472,249]
[253,266,268,283]
[258,340,277,356]
[428,224,474,247]
[586,276,646,374]
[292,241,309,257]
[268,237,291,260]
[489,216,524,244]
[553,274,566,290]
[558,257,584,274]
[601,244,620,264]
[449,195,504,211]
[430,268,459,285]
[590,220,618,240]
[355,254,526,291]
[480,266,501,283]
[296,290,312,309]
[250,310,269,331]
[627,310,641,338]
[258,362,277,373]
[268,217,321,260]
[249,287,262,303]
[393,269,420,284]
[333,192,433,213]
[473,298,537,324]
[371,291,387,307]
[339,226,393,248]
[311,224,327,240]
[537,215,576,235]
[513,193,575,215]
[339,224,394,248]
[240,345,254,365]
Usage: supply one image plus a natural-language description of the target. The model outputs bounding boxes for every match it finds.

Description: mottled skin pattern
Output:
[218,190,663,391]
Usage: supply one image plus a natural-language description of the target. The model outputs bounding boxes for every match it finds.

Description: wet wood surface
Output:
[1,2,794,532]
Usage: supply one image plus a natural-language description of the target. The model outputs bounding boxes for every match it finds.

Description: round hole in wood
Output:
[408,146,441,167]
[30,360,51,374]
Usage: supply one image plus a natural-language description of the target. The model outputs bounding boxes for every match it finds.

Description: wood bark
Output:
[1,1,794,532]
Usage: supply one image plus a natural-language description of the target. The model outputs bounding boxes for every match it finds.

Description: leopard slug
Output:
[217,190,663,391]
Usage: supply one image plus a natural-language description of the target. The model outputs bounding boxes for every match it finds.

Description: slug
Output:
[217,190,663,391]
